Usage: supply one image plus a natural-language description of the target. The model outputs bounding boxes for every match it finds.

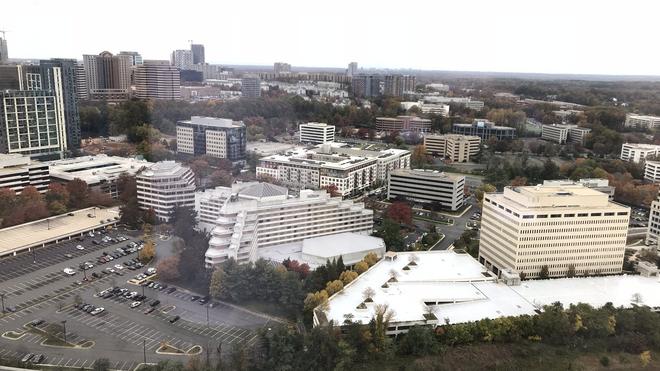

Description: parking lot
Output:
[0,228,270,370]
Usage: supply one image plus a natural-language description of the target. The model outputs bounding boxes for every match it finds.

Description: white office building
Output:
[299,122,335,144]
[203,185,374,266]
[136,161,196,221]
[0,154,49,194]
[387,169,465,210]
[645,161,660,183]
[624,113,660,129]
[170,49,193,69]
[479,184,630,278]
[541,124,591,145]
[48,155,152,198]
[543,179,615,200]
[646,191,660,250]
[620,143,660,163]
[256,144,410,197]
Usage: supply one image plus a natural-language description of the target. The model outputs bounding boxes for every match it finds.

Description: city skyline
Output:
[2,0,659,76]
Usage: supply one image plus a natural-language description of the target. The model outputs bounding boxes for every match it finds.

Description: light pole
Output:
[61,320,67,344]
[0,293,5,313]
[206,304,210,329]
[143,339,146,365]
[32,248,36,264]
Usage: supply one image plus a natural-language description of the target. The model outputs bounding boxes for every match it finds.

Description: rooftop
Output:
[48,155,152,185]
[622,142,660,150]
[490,184,626,210]
[321,250,660,328]
[139,161,190,178]
[0,207,120,256]
[391,168,465,181]
[178,116,245,128]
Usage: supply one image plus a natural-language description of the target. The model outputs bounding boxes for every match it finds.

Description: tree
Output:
[322,184,341,197]
[325,280,344,296]
[377,218,405,251]
[475,183,496,207]
[411,144,430,168]
[510,176,527,187]
[354,261,369,274]
[640,350,651,368]
[210,170,233,187]
[157,256,181,281]
[209,267,225,299]
[339,270,358,285]
[66,178,89,209]
[304,290,329,312]
[363,252,379,267]
[362,287,376,302]
[386,202,412,225]
[567,264,576,278]
[139,239,156,263]
[539,265,550,279]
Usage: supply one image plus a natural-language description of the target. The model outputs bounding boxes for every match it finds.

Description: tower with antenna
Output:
[0,29,8,63]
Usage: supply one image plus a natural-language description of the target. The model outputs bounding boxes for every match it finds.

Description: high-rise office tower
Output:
[82,51,131,100]
[134,60,181,100]
[118,51,143,66]
[241,75,261,98]
[171,49,193,69]
[39,59,81,149]
[190,44,205,65]
[347,62,358,76]
[0,32,7,64]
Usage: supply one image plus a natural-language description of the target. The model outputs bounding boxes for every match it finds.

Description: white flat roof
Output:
[321,251,660,328]
[302,233,383,258]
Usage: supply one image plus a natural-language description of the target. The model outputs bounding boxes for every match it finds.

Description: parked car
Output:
[63,268,76,275]
[130,301,142,308]
[21,354,34,363]
[76,245,85,250]
[150,300,160,307]
[144,307,155,314]
[169,315,180,323]
[91,307,105,315]
[30,319,45,326]
[31,354,44,364]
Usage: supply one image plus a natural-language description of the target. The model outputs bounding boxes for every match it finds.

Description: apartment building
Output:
[256,144,410,196]
[383,75,416,97]
[646,192,660,250]
[191,44,205,65]
[387,169,465,210]
[48,155,152,198]
[624,113,660,130]
[299,122,335,144]
[273,62,291,74]
[176,116,246,162]
[134,60,181,100]
[376,116,432,133]
[424,134,480,162]
[479,184,630,278]
[351,74,381,98]
[452,120,516,140]
[203,186,373,266]
[620,143,660,163]
[241,75,261,98]
[136,161,196,222]
[170,49,193,69]
[0,154,49,193]
[541,124,591,145]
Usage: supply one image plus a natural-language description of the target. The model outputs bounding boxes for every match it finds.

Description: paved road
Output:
[424,196,479,251]
[0,230,270,370]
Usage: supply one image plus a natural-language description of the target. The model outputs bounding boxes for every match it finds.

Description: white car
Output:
[105,268,115,274]
[76,245,85,250]
[63,268,76,276]
[146,268,157,275]
[114,264,124,270]
[88,232,95,237]
[90,307,105,315]
[130,301,141,308]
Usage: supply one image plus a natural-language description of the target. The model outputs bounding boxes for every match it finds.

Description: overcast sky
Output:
[2,0,658,76]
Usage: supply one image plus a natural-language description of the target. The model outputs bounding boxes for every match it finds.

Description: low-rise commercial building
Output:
[203,185,374,266]
[424,134,480,162]
[620,143,660,163]
[256,144,410,197]
[316,250,660,334]
[541,124,591,145]
[452,120,516,140]
[376,116,432,133]
[176,116,247,162]
[0,154,49,193]
[624,113,660,129]
[645,161,660,183]
[47,155,152,198]
[479,184,630,278]
[387,169,464,210]
[423,96,484,110]
[299,122,335,144]
[136,161,196,222]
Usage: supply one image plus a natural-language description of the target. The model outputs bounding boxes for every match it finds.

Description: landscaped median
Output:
[155,342,202,355]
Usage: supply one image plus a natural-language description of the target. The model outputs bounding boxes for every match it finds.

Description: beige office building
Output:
[136,161,196,222]
[376,116,432,133]
[424,134,480,162]
[624,114,660,129]
[479,184,630,278]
